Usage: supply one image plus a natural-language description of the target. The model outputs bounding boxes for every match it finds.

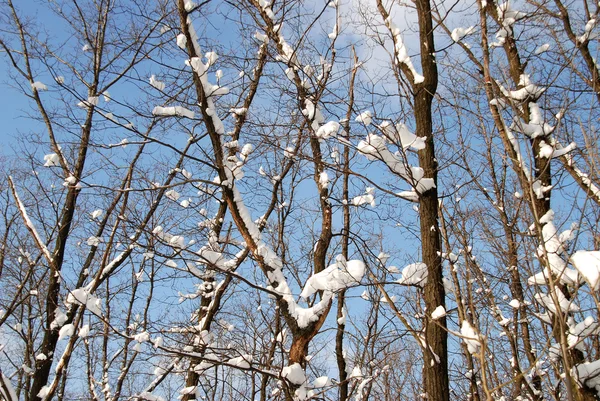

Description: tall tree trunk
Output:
[413,1,448,400]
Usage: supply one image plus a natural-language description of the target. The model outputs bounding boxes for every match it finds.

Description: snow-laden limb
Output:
[561,151,600,205]
[532,210,579,285]
[137,392,166,401]
[316,121,340,140]
[58,324,74,341]
[551,141,576,159]
[397,262,428,287]
[149,75,165,91]
[355,110,372,126]
[497,75,545,102]
[197,246,227,270]
[300,255,365,298]
[37,386,51,398]
[535,43,550,54]
[31,81,48,91]
[152,106,195,119]
[66,288,102,316]
[228,354,252,369]
[229,178,335,329]
[176,33,187,49]
[568,316,597,352]
[378,121,425,151]
[451,26,475,42]
[177,10,229,137]
[396,190,419,202]
[352,187,376,207]
[281,363,315,400]
[460,320,481,355]
[282,363,306,385]
[534,286,579,314]
[302,99,325,131]
[574,360,600,397]
[43,153,60,167]
[313,376,331,388]
[8,176,54,266]
[577,18,598,43]
[571,251,600,290]
[490,1,527,47]
[511,102,555,138]
[356,133,434,193]
[384,17,424,84]
[502,122,532,181]
[97,250,130,279]
[0,372,18,401]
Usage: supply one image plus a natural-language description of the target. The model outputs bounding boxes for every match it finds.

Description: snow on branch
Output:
[356,133,434,193]
[8,176,54,266]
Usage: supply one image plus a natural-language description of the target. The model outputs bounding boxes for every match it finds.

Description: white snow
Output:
[152,106,195,119]
[431,306,446,320]
[134,331,150,343]
[393,123,426,150]
[397,262,428,287]
[58,324,75,340]
[357,134,434,193]
[87,236,101,247]
[205,51,218,66]
[230,107,247,117]
[149,75,166,91]
[461,320,480,354]
[44,153,60,167]
[509,299,521,309]
[313,376,330,388]
[534,286,580,314]
[577,18,598,43]
[451,26,475,42]
[352,187,376,207]
[79,325,90,338]
[316,121,340,139]
[355,110,372,126]
[319,171,330,189]
[138,393,166,401]
[165,189,180,201]
[574,359,600,395]
[300,255,365,298]
[228,354,252,369]
[66,288,102,316]
[502,75,545,101]
[571,251,600,290]
[534,210,579,285]
[176,33,187,49]
[254,30,269,43]
[534,44,550,55]
[282,363,306,385]
[31,81,48,91]
[384,17,425,84]
[37,386,51,398]
[349,366,363,378]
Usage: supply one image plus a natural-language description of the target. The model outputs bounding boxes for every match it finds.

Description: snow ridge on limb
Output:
[356,133,435,193]
[375,0,424,85]
[300,255,365,298]
[8,176,54,266]
[0,372,18,401]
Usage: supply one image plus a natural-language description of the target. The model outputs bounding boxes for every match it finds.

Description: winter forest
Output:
[0,0,599,400]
